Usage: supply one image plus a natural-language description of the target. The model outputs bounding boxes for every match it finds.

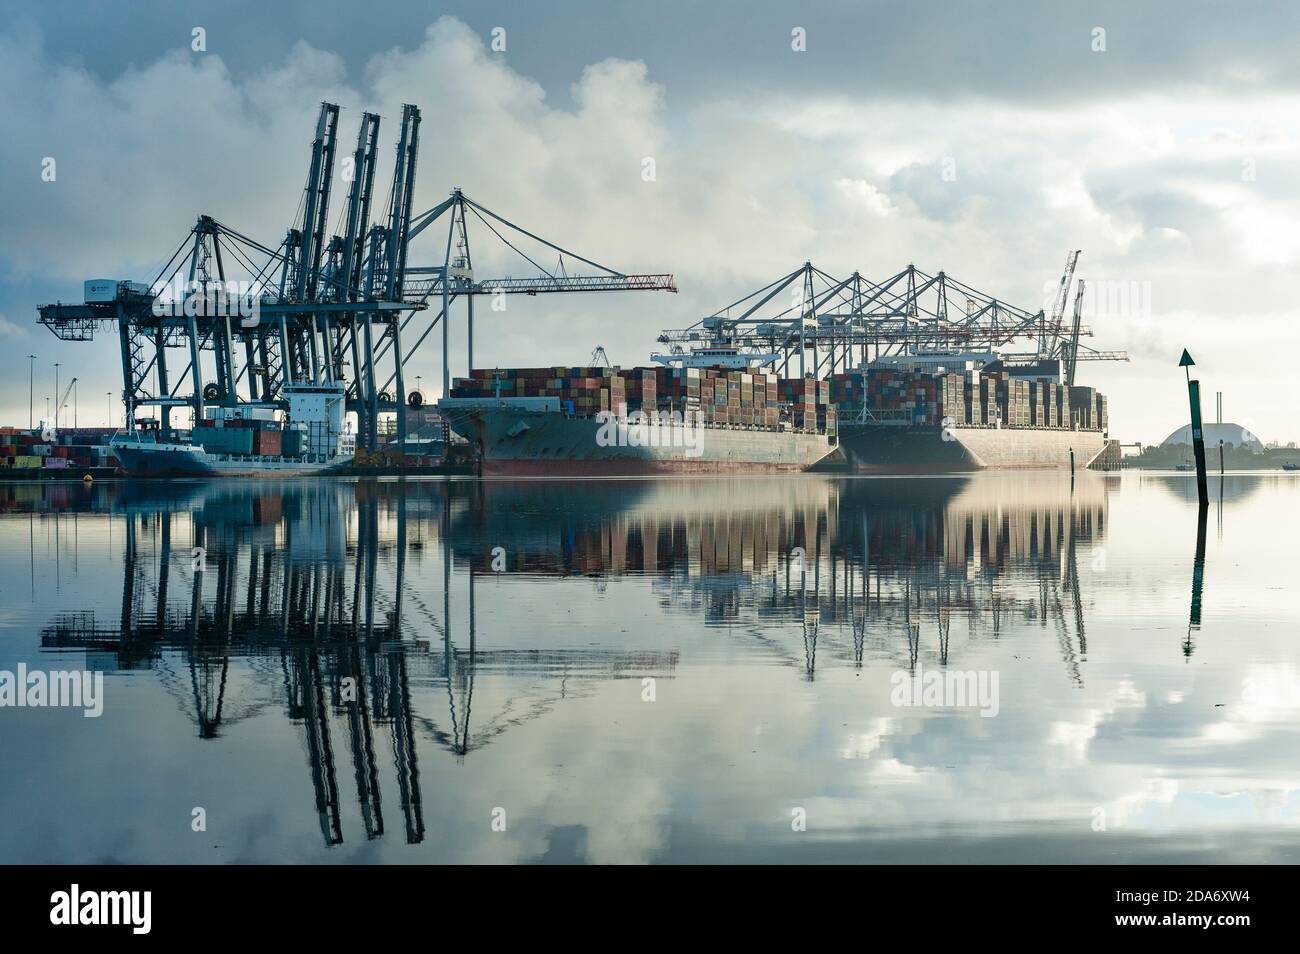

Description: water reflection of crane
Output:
[39,481,677,848]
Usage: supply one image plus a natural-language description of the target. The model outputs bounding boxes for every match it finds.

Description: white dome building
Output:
[1161,422,1263,452]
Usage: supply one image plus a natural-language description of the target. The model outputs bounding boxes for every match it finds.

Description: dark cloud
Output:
[9,0,1300,105]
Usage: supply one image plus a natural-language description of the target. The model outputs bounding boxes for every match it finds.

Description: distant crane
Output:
[55,376,77,434]
[589,346,610,368]
[1044,250,1080,356]
[656,259,1126,378]
[1065,279,1087,387]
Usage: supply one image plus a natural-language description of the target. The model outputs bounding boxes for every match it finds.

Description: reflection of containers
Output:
[252,494,282,525]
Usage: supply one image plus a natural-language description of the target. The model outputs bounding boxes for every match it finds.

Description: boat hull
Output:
[439,401,835,476]
[836,423,1107,474]
[113,442,349,478]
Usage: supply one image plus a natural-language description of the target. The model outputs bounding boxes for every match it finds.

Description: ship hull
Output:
[439,401,835,476]
[836,423,1107,474]
[113,442,349,478]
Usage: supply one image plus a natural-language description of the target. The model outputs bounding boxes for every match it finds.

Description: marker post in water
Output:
[1179,349,1209,507]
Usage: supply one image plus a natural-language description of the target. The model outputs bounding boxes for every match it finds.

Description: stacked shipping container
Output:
[450,366,837,433]
[776,376,834,434]
[830,369,1108,432]
[452,367,626,416]
[0,427,121,472]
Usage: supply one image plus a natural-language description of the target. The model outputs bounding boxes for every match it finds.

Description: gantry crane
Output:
[37,101,676,451]
[657,256,1129,378]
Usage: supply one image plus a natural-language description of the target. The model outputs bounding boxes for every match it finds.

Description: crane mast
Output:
[1065,279,1087,387]
[1043,250,1080,357]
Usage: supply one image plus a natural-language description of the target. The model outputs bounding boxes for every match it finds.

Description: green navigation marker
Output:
[1181,349,1209,506]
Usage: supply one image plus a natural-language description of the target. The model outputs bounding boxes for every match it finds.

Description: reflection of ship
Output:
[111,383,354,477]
[445,473,1110,682]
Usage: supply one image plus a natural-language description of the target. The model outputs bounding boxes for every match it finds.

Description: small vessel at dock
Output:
[111,383,354,477]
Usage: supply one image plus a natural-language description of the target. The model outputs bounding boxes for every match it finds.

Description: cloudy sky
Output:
[1,0,1298,443]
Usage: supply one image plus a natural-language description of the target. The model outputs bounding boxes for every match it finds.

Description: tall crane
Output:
[1043,250,1080,357]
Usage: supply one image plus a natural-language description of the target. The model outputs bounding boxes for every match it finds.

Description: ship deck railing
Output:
[203,452,338,465]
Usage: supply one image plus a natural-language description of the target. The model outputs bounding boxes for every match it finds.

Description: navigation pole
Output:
[1180,348,1209,507]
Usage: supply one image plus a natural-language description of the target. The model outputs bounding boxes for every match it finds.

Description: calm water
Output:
[1,472,1298,864]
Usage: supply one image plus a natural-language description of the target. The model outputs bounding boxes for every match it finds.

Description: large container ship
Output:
[829,353,1110,473]
[110,383,355,477]
[438,351,838,476]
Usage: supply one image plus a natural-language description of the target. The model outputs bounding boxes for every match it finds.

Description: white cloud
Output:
[0,315,28,338]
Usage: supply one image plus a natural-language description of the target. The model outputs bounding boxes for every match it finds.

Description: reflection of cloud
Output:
[1195,667,1300,746]
[840,718,896,760]
[1103,778,1181,829]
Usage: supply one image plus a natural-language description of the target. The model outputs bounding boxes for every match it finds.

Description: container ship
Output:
[829,353,1111,473]
[438,352,838,476]
[110,383,355,477]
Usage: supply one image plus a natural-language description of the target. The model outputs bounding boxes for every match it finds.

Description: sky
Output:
[1,0,1298,444]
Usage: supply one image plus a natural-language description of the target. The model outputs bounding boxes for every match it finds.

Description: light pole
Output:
[73,380,78,429]
[415,376,424,438]
[107,392,113,428]
[27,355,36,430]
